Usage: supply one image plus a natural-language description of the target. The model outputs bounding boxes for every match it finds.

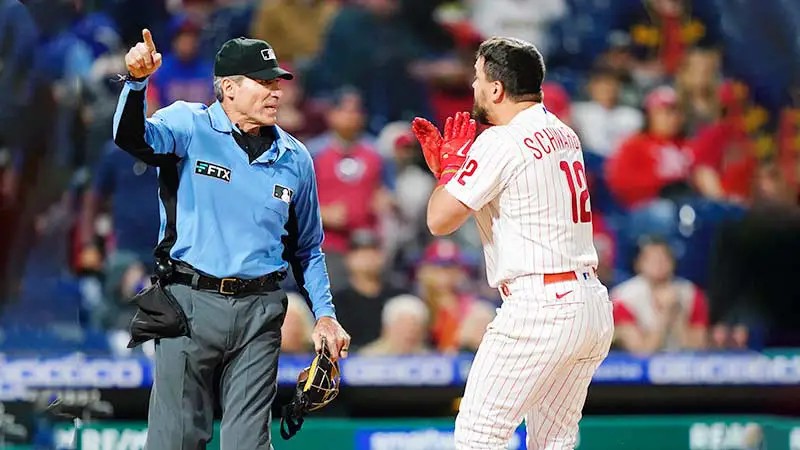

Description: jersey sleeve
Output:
[444,128,517,211]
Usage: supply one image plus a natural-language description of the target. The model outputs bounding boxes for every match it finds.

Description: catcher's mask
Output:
[279,338,341,439]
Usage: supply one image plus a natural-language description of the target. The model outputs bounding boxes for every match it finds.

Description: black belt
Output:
[169,269,285,296]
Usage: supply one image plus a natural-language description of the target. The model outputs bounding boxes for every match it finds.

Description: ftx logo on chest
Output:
[195,160,231,182]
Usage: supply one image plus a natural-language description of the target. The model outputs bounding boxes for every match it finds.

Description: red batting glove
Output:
[437,111,477,187]
[411,117,444,178]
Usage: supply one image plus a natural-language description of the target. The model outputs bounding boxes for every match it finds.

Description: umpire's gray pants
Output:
[145,284,287,450]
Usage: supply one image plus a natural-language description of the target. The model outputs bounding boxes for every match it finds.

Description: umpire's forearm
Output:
[113,80,152,158]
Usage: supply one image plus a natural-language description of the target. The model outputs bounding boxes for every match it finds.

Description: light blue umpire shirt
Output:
[112,78,335,319]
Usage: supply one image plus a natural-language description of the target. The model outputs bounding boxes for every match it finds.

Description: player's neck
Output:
[493,101,539,125]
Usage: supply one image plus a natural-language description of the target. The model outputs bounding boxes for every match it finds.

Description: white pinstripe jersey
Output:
[445,104,598,288]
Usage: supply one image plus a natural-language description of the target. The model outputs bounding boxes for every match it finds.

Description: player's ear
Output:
[491,81,503,103]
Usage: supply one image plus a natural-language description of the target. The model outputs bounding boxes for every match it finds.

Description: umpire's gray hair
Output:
[213,75,245,102]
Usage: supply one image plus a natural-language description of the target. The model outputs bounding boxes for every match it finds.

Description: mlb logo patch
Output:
[273,184,293,204]
[261,48,276,61]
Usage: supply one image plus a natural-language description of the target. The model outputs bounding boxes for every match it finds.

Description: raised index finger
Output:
[142,29,157,53]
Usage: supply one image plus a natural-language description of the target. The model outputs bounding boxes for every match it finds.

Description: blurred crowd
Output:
[0,0,799,359]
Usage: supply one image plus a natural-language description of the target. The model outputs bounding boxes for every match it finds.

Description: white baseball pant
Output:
[455,269,614,450]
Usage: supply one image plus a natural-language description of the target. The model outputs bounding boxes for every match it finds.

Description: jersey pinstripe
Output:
[445,104,598,287]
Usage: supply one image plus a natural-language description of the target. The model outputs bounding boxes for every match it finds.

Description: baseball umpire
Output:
[113,29,351,449]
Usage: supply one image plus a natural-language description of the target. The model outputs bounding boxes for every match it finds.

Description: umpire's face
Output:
[227,76,284,127]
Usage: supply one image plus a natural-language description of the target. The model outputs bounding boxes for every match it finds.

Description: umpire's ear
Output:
[220,76,239,102]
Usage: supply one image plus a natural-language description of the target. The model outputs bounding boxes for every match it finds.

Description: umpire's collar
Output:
[208,101,293,164]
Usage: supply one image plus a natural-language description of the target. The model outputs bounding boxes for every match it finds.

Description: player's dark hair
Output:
[477,37,545,103]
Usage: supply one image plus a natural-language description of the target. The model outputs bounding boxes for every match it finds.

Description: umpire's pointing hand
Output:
[125,29,163,79]
[312,317,351,361]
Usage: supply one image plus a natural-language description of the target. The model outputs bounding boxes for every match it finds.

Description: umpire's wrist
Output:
[314,308,337,321]
[116,73,150,91]
[126,72,149,82]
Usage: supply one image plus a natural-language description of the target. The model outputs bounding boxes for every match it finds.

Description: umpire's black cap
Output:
[214,37,294,81]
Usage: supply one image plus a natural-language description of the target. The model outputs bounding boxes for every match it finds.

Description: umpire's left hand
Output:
[312,317,351,361]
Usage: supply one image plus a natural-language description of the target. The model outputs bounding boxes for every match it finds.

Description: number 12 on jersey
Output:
[559,160,591,224]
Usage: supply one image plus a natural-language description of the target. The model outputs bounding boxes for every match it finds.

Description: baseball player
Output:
[413,37,614,449]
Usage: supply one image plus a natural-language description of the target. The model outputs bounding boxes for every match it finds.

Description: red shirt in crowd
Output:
[689,119,758,201]
[313,141,384,253]
[611,275,709,351]
[430,293,475,353]
[605,132,692,208]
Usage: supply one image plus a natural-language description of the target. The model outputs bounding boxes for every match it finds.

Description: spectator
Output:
[281,292,315,354]
[0,0,37,176]
[377,126,435,271]
[572,64,644,157]
[707,163,800,347]
[179,0,216,26]
[107,0,170,48]
[542,81,572,126]
[197,0,261,62]
[611,237,709,354]
[710,323,750,350]
[309,87,393,287]
[752,159,798,207]
[149,15,214,111]
[675,47,723,135]
[250,0,338,67]
[593,213,618,287]
[304,0,432,134]
[594,31,643,108]
[606,86,693,209]
[416,239,476,353]
[77,12,128,163]
[0,0,38,301]
[360,294,432,356]
[469,0,567,59]
[306,86,377,156]
[28,0,94,170]
[398,0,454,55]
[333,229,408,350]
[457,300,496,353]
[417,47,475,130]
[618,0,719,79]
[78,141,160,330]
[690,80,759,204]
[274,68,320,142]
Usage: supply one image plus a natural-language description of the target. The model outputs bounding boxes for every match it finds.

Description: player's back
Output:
[503,104,597,272]
[447,104,597,289]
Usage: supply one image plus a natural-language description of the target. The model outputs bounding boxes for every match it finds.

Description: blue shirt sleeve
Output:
[112,79,193,160]
[287,149,336,320]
